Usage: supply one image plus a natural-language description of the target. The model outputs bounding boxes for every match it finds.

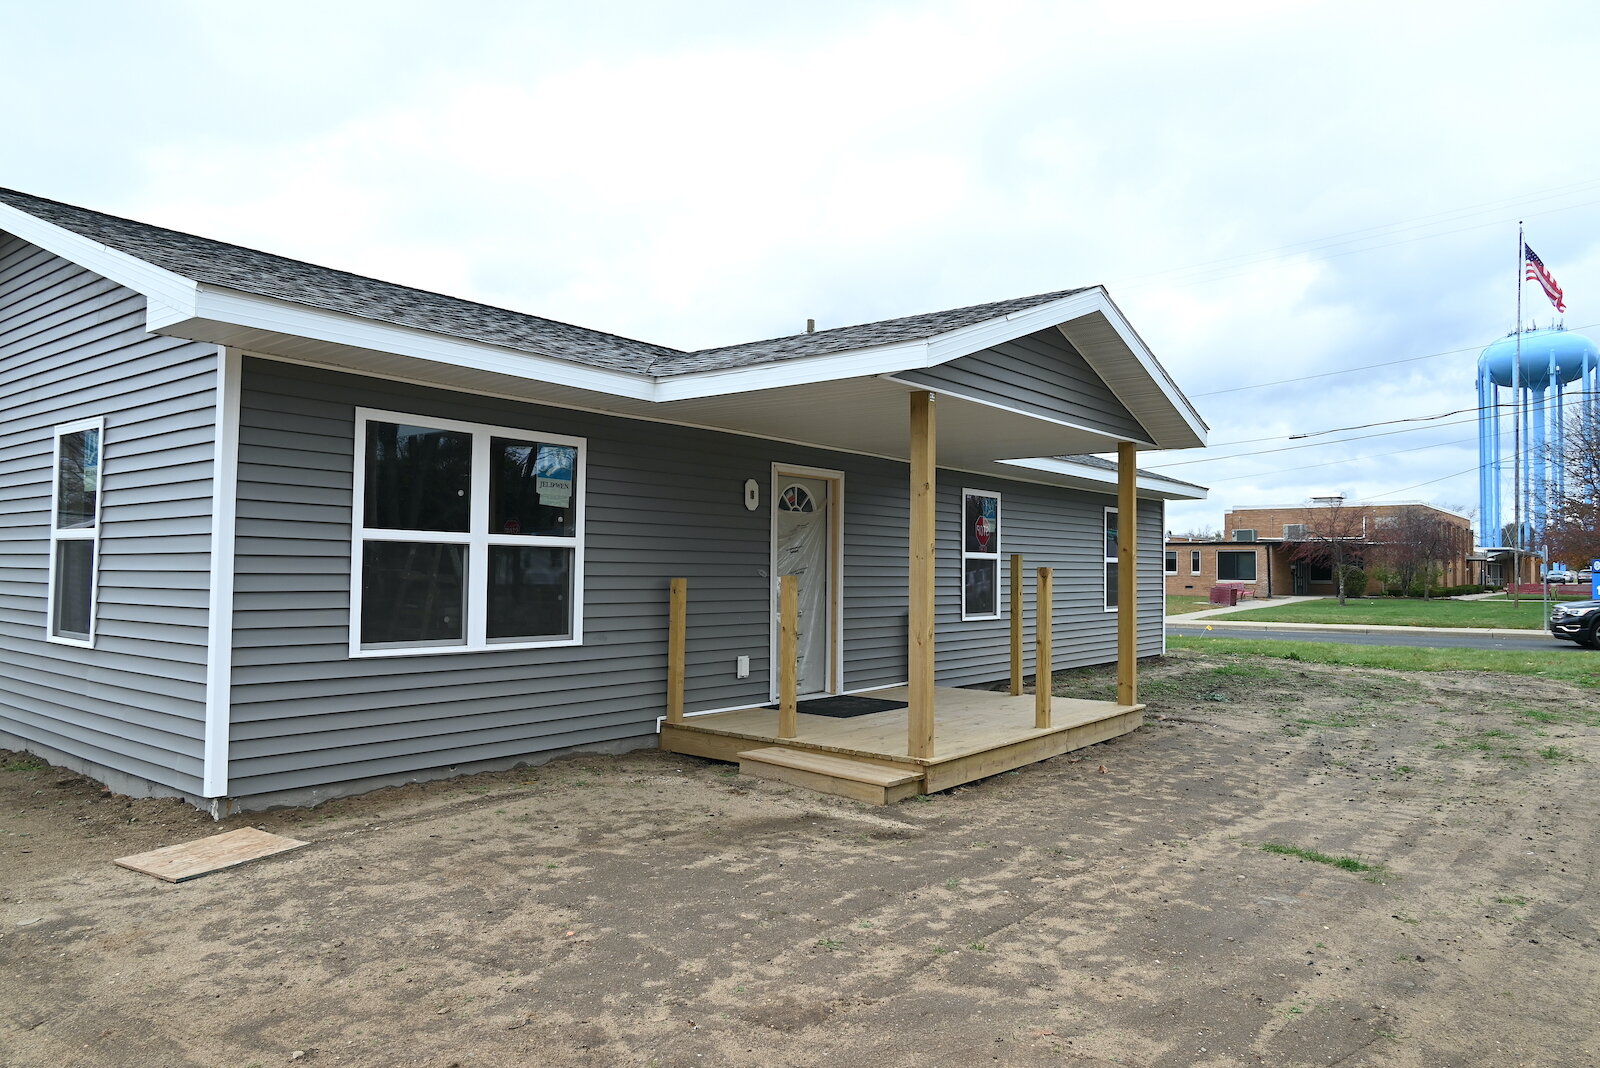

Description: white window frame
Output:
[960,488,1003,621]
[1217,549,1258,582]
[1164,550,1177,575]
[1103,506,1118,612]
[1190,549,1201,575]
[47,417,106,648]
[349,407,586,658]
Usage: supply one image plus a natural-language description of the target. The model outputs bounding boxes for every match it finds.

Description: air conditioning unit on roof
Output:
[1231,529,1256,541]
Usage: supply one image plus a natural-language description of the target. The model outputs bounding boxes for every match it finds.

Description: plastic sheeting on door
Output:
[774,482,829,694]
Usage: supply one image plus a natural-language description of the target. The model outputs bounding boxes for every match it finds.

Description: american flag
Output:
[1525,243,1566,312]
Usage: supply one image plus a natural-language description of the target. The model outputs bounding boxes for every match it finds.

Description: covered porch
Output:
[658,379,1169,803]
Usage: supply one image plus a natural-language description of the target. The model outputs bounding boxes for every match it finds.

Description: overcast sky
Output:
[6,0,1598,535]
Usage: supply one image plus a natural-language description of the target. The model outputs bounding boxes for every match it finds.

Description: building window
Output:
[1190,549,1201,575]
[960,489,1001,620]
[1164,550,1178,575]
[1217,550,1257,581]
[1104,507,1118,610]
[48,419,105,645]
[351,409,585,656]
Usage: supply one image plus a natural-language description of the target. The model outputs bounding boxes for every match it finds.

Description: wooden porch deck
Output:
[659,686,1143,804]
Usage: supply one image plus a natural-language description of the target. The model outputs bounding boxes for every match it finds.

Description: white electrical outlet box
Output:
[736,655,750,679]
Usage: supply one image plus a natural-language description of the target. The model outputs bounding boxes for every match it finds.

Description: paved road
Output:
[1167,624,1594,653]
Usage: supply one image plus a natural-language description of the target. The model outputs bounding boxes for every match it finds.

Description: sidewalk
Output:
[1165,595,1555,642]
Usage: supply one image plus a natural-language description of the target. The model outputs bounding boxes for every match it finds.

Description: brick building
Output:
[1166,501,1478,599]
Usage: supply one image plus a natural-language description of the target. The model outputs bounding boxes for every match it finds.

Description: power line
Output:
[1146,413,1486,470]
[1192,321,1600,399]
[1356,463,1484,503]
[1199,435,1478,485]
[1109,176,1600,291]
[1149,392,1600,470]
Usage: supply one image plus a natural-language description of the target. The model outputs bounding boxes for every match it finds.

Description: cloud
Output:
[6,0,1600,538]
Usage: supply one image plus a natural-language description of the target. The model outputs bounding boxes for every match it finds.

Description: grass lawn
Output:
[1168,634,1600,689]
[1166,594,1214,616]
[1215,596,1559,630]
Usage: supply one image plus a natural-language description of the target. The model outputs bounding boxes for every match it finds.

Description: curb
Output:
[1165,619,1554,641]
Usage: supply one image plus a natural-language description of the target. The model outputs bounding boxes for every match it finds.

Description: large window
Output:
[961,489,1002,620]
[1217,550,1257,581]
[351,409,585,655]
[48,419,104,645]
[1104,507,1118,610]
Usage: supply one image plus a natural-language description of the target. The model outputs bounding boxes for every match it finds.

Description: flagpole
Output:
[1512,222,1523,593]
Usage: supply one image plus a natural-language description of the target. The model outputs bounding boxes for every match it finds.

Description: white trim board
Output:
[202,347,241,798]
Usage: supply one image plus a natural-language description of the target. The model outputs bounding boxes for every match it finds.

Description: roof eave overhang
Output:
[4,202,1208,454]
[997,456,1208,501]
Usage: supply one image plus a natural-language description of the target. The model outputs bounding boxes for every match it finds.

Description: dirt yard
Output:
[2,648,1597,1068]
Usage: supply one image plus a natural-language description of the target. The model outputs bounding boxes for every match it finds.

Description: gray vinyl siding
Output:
[0,233,216,795]
[898,326,1147,440]
[933,485,1163,686]
[229,359,1170,798]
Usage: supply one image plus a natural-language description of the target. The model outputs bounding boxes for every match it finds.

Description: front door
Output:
[773,474,833,697]
[1292,564,1309,596]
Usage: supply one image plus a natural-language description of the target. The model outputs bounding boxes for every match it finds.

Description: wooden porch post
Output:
[908,391,936,758]
[1008,553,1024,696]
[1035,567,1053,728]
[666,578,687,724]
[1116,441,1138,706]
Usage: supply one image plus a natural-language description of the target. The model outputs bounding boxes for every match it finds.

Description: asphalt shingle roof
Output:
[0,188,1093,378]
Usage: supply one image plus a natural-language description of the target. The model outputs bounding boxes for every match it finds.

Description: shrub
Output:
[1338,566,1367,598]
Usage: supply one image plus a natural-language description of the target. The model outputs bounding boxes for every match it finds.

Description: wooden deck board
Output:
[661,686,1142,798]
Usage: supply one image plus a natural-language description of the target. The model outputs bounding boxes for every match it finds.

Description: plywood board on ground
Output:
[114,827,308,883]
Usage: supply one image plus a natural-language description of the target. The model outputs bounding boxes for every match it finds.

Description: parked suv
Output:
[1549,600,1600,649]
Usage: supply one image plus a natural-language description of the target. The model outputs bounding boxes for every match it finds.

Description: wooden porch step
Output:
[738,747,925,805]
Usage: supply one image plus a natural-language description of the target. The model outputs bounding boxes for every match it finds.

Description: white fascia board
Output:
[652,291,1114,402]
[921,288,1111,365]
[650,337,932,401]
[0,201,200,323]
[999,456,1208,500]
[1058,293,1209,444]
[176,286,658,401]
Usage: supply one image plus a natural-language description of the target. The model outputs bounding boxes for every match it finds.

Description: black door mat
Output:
[765,695,909,718]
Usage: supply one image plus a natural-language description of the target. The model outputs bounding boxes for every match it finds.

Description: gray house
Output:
[0,188,1207,813]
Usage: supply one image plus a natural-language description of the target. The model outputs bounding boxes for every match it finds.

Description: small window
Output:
[48,419,105,645]
[1217,550,1257,581]
[1104,507,1119,610]
[777,484,816,513]
[352,409,584,655]
[1164,550,1177,575]
[1190,549,1201,575]
[961,489,1001,620]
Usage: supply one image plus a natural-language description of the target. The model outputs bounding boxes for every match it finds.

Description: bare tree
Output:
[1285,497,1374,605]
[1542,408,1600,567]
[1369,509,1474,598]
